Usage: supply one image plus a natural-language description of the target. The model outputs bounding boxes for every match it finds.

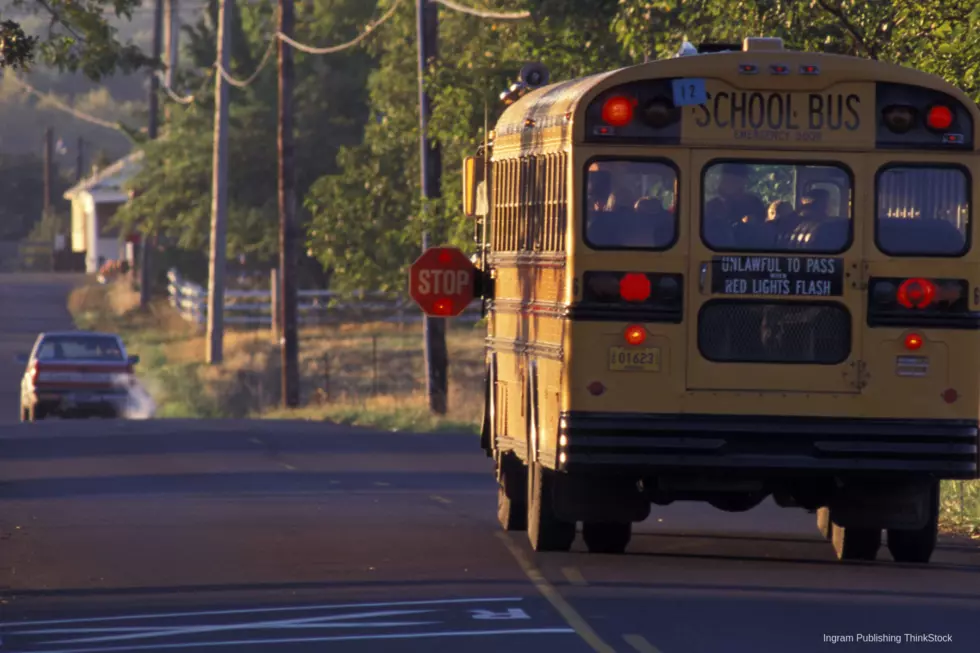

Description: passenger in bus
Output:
[767,199,803,247]
[704,164,767,247]
[799,189,831,221]
[630,197,673,247]
[587,170,613,213]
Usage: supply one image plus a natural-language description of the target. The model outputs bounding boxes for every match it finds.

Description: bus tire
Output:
[582,522,631,554]
[496,454,527,532]
[816,507,832,540]
[527,462,575,552]
[887,481,939,564]
[831,523,881,561]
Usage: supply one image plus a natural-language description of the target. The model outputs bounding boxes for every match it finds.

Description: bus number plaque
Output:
[710,255,844,297]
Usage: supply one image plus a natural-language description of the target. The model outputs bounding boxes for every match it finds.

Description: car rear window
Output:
[36,335,124,361]
[876,166,970,256]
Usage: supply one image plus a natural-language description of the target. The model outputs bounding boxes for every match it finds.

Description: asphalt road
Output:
[1,273,978,653]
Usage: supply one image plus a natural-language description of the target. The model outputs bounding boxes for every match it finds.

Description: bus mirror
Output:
[463,155,486,217]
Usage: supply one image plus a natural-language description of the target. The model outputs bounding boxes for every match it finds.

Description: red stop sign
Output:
[409,247,477,317]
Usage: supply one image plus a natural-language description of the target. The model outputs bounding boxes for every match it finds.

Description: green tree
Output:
[305,1,629,293]
[0,0,154,79]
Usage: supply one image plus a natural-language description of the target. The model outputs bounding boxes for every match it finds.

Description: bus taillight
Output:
[619,273,651,302]
[624,325,647,346]
[926,105,954,131]
[897,278,937,309]
[882,105,917,134]
[601,96,636,127]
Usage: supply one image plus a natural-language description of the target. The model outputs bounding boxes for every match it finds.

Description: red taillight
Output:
[897,278,937,310]
[904,333,923,350]
[29,364,39,382]
[624,325,647,346]
[601,96,635,127]
[619,273,651,302]
[926,105,954,131]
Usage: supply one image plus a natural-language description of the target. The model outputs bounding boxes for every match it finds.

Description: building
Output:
[63,150,144,274]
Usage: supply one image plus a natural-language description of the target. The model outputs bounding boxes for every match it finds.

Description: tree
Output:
[305,1,630,294]
[113,0,375,280]
[0,0,155,79]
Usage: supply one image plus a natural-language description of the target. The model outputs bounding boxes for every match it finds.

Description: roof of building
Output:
[63,149,144,200]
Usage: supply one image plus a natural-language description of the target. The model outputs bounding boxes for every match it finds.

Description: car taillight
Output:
[869,277,968,325]
[29,363,39,383]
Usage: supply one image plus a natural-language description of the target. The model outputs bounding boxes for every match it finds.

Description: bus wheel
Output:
[496,455,527,532]
[527,462,575,552]
[831,523,881,561]
[582,522,631,554]
[887,481,939,564]
[816,507,832,540]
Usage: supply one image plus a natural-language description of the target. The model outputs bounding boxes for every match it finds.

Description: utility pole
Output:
[206,0,231,365]
[42,128,53,217]
[140,0,164,309]
[278,0,299,407]
[163,0,179,123]
[75,137,84,182]
[416,0,448,415]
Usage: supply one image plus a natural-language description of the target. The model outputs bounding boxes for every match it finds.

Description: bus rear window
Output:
[876,166,970,256]
[585,159,678,250]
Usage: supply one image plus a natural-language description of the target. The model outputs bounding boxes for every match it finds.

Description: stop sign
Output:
[409,247,477,317]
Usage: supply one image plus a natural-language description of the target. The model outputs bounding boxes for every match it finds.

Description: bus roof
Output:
[494,49,980,151]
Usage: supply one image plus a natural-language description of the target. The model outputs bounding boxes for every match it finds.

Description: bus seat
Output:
[877,218,966,254]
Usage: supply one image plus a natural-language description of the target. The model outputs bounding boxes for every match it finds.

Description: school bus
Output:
[461,37,979,563]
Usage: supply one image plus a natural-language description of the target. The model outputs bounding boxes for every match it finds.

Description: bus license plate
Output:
[608,347,661,372]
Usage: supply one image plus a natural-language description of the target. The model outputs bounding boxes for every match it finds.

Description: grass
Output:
[67,278,486,433]
[67,279,979,537]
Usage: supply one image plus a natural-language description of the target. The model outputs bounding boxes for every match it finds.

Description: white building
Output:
[63,150,144,274]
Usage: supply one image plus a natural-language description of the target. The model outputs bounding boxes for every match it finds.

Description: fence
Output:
[166,268,482,328]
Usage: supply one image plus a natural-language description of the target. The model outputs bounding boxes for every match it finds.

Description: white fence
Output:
[166,268,482,327]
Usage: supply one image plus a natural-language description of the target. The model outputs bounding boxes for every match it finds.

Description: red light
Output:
[943,388,958,404]
[624,325,647,346]
[619,273,651,302]
[897,278,936,310]
[926,105,953,131]
[904,333,923,350]
[587,381,605,396]
[602,96,635,127]
[432,298,453,316]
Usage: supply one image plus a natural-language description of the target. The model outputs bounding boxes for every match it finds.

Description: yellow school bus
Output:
[462,37,979,563]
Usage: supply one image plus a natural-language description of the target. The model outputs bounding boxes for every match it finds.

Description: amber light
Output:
[882,105,917,134]
[926,105,954,131]
[904,333,924,351]
[897,278,937,310]
[619,273,652,302]
[602,96,636,127]
[624,325,647,346]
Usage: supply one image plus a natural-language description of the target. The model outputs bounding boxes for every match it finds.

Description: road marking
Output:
[0,597,526,628]
[430,495,452,504]
[247,437,262,445]
[561,567,588,586]
[373,481,390,487]
[279,463,296,471]
[624,633,663,653]
[495,532,615,653]
[14,629,578,653]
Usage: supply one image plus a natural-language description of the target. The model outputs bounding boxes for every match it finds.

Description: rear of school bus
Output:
[551,38,980,562]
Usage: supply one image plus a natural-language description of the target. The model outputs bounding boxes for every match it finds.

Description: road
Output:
[0,272,978,653]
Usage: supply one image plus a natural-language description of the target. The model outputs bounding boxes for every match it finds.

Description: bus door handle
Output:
[699,262,709,294]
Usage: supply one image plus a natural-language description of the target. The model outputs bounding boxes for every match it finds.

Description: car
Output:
[16,331,140,421]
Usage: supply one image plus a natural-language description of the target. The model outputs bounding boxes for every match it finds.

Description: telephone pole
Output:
[206,0,231,365]
[416,0,448,415]
[278,0,300,407]
[42,128,53,217]
[140,0,164,309]
[163,0,179,123]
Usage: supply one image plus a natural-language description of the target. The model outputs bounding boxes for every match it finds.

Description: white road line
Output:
[0,597,524,628]
[22,628,576,653]
[22,610,440,644]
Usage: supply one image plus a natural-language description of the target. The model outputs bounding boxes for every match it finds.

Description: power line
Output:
[216,35,278,87]
[432,0,530,20]
[276,0,405,55]
[6,74,126,132]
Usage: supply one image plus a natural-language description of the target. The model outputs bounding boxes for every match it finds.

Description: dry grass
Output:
[67,279,485,432]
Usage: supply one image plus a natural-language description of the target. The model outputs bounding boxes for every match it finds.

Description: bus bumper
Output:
[556,412,979,479]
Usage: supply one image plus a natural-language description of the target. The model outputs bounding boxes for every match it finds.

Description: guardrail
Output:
[166,268,482,327]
